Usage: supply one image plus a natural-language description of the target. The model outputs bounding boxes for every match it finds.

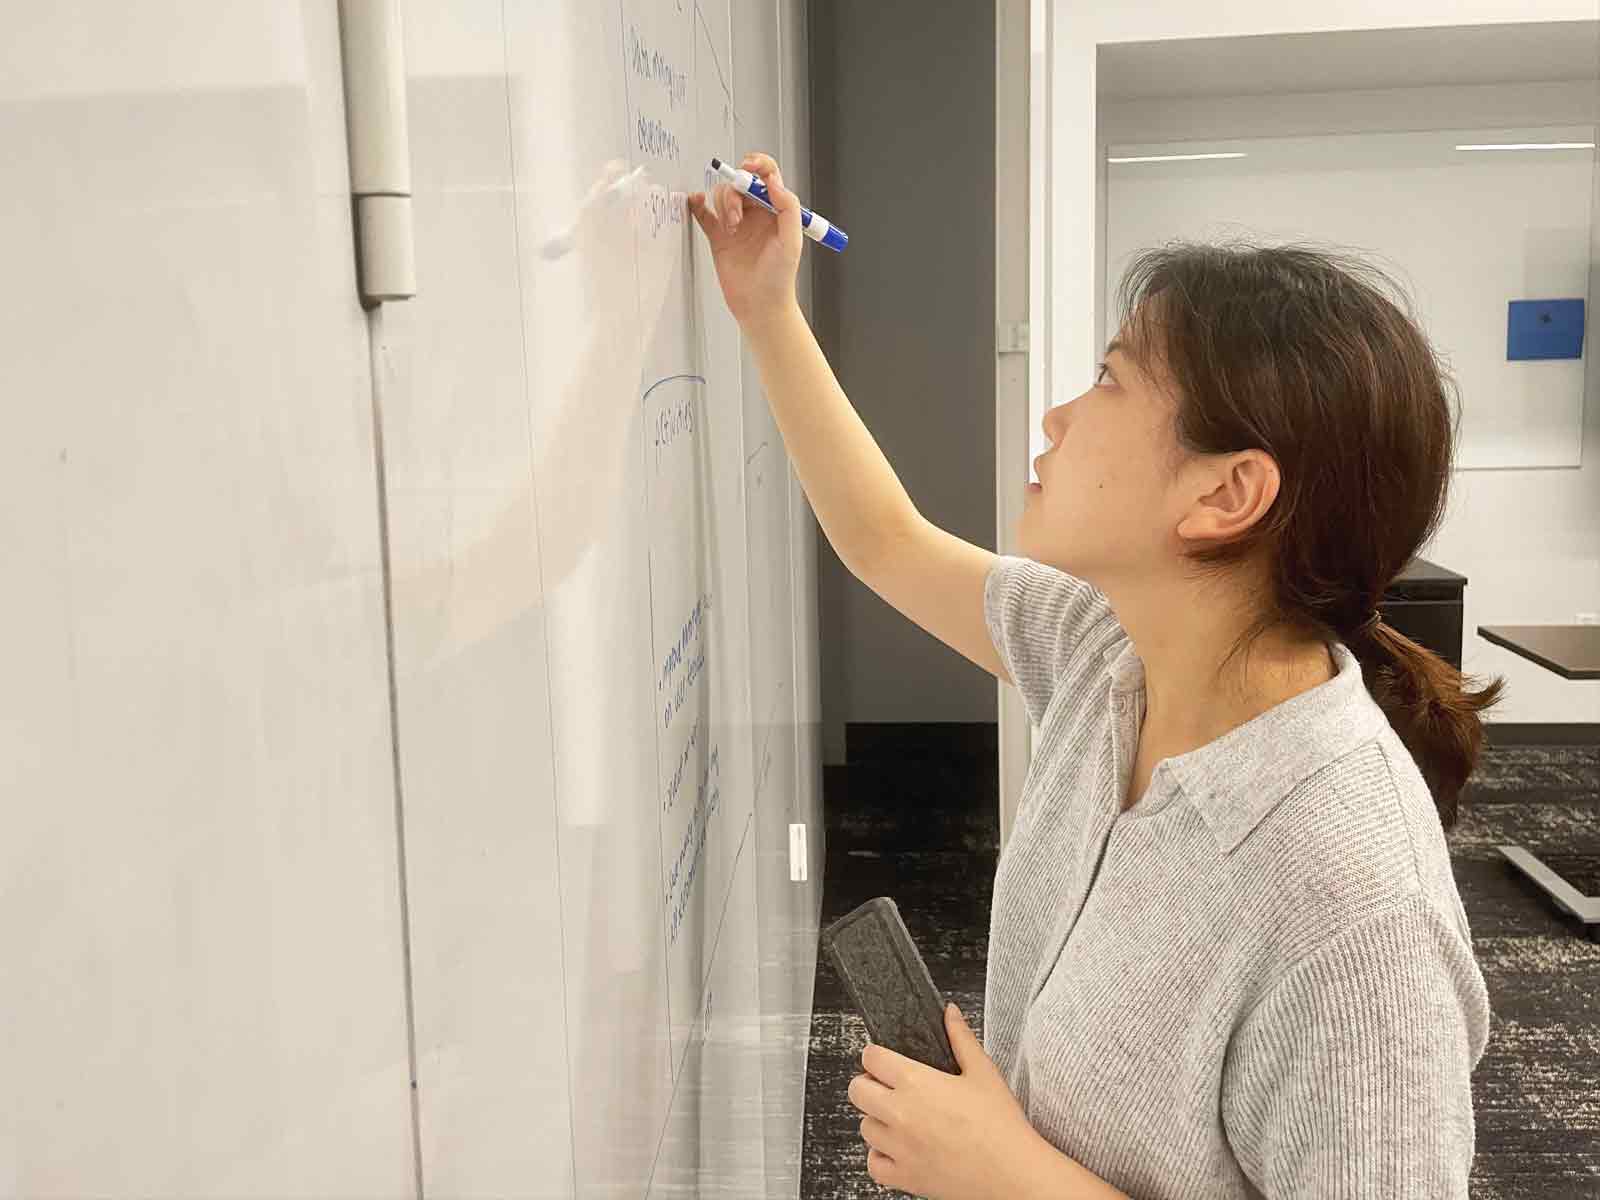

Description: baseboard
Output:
[845,722,996,765]
[844,720,1600,762]
[1485,723,1600,747]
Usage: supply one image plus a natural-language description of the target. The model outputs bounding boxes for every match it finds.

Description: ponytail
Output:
[1347,621,1506,830]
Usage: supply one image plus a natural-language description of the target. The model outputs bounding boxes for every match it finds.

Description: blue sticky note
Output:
[1507,298,1585,360]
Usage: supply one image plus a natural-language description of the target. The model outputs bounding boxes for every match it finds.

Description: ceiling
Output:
[1098,21,1599,101]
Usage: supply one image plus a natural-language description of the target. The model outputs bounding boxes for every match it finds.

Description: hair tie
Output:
[1356,610,1383,638]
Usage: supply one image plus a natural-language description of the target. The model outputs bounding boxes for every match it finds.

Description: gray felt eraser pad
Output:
[820,896,959,1074]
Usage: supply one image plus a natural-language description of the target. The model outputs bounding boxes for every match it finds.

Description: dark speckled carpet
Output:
[801,730,1600,1199]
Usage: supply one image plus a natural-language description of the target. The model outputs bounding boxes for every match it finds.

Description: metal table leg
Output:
[1497,845,1600,940]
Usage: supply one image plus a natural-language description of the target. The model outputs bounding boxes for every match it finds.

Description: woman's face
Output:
[1019,331,1195,591]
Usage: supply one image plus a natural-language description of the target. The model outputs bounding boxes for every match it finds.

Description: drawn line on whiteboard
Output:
[643,802,757,1197]
[745,439,767,465]
[612,16,678,1200]
[692,1,733,106]
[363,309,426,1200]
[642,373,706,403]
[507,8,582,1200]
[756,683,781,803]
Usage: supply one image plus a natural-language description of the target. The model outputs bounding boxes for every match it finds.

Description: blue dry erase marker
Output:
[710,158,848,252]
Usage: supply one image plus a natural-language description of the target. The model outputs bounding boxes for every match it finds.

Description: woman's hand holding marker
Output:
[688,151,803,335]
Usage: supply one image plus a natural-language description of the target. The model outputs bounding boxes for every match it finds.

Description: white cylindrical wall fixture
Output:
[338,0,416,302]
[356,195,417,302]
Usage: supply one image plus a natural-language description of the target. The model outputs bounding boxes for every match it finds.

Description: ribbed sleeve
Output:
[1220,891,1491,1198]
[982,554,1122,727]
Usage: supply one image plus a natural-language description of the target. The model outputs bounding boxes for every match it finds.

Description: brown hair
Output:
[1114,240,1506,831]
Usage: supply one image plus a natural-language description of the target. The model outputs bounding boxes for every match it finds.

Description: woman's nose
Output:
[1042,402,1063,442]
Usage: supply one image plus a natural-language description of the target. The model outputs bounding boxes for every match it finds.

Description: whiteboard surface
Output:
[389,0,823,1195]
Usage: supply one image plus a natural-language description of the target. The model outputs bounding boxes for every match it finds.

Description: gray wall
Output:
[810,0,997,764]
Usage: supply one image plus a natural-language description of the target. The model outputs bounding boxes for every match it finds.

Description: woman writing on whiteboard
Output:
[689,152,1500,1200]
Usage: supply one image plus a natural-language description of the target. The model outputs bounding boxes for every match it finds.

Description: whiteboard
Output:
[0,0,821,1196]
[386,0,823,1197]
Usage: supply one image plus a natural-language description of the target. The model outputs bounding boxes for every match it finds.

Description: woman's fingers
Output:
[716,183,743,230]
[691,160,790,242]
[687,192,717,239]
[688,187,734,237]
[741,150,779,179]
[740,150,793,212]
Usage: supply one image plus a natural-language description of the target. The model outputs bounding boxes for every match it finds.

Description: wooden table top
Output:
[1478,625,1600,680]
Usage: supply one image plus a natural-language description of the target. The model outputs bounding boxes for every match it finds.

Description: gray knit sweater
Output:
[981,554,1491,1199]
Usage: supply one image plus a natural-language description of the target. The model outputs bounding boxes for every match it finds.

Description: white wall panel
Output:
[0,2,416,1194]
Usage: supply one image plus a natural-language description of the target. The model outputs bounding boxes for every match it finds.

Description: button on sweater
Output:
[981,553,1491,1199]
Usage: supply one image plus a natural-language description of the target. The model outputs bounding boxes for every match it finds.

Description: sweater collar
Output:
[1101,637,1391,853]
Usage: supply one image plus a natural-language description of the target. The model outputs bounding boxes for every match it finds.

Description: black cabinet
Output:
[1379,556,1466,669]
